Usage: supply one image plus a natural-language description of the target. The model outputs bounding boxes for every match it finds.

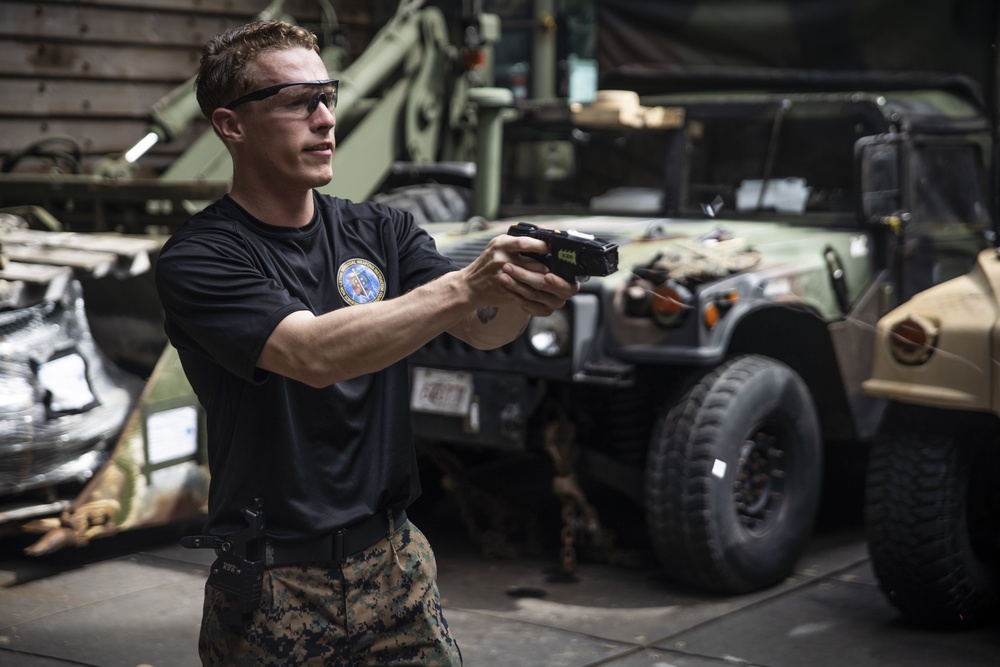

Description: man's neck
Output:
[228,187,315,228]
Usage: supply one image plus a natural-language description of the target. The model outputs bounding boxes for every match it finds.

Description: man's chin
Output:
[306,169,334,189]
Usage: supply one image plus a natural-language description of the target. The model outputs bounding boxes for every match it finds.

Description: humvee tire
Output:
[865,431,1000,628]
[645,355,822,593]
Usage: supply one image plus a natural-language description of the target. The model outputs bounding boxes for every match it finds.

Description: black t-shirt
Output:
[155,192,456,539]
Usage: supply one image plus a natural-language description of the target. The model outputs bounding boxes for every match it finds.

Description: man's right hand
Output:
[459,232,580,318]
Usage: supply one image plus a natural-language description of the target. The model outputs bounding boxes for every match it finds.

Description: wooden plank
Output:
[2,245,118,277]
[0,79,177,117]
[29,0,326,20]
[0,260,71,284]
[0,4,250,47]
[2,228,161,255]
[2,228,160,278]
[0,40,202,81]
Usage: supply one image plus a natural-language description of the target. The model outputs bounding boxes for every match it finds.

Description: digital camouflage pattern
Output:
[198,521,461,666]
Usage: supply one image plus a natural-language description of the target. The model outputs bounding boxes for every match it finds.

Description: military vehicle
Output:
[406,1,998,594]
[0,0,505,554]
[816,2,1000,630]
[861,248,1000,628]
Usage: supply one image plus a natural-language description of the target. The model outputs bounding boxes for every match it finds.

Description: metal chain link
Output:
[543,414,621,579]
[418,442,521,559]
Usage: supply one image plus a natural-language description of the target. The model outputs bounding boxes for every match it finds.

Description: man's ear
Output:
[212,108,244,142]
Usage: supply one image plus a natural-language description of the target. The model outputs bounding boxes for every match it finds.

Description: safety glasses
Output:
[224,79,339,117]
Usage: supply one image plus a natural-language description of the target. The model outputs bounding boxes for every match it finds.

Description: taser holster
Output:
[182,497,266,626]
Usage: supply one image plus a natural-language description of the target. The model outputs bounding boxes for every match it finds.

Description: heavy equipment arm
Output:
[158,0,500,206]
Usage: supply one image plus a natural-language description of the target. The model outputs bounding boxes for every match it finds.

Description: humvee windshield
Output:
[498,96,990,234]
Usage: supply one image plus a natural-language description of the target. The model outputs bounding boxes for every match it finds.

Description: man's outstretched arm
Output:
[257,233,577,387]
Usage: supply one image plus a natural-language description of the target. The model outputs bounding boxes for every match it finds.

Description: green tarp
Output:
[598,0,999,119]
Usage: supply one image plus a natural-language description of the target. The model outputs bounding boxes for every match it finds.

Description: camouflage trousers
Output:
[198,521,462,666]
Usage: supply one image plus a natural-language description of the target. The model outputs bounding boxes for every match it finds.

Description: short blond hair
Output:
[195,20,320,118]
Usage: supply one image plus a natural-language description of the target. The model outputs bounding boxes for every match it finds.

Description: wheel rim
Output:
[733,423,786,536]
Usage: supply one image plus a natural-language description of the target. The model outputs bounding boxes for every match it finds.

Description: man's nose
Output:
[311,101,335,127]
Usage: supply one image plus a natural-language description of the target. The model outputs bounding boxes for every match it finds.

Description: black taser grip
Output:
[507,222,619,282]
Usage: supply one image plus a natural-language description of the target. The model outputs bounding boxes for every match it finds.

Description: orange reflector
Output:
[890,319,927,352]
[704,302,720,329]
[462,48,486,71]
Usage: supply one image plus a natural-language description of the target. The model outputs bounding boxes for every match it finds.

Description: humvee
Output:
[408,81,992,593]
[862,250,1000,627]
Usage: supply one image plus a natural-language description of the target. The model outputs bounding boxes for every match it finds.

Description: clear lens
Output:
[528,311,572,357]
[265,83,338,117]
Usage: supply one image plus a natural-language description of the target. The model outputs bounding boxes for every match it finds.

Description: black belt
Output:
[267,508,407,566]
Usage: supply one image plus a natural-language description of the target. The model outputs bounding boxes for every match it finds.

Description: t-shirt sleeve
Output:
[156,229,304,383]
[391,208,459,290]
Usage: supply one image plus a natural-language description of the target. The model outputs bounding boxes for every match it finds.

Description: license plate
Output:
[410,368,474,416]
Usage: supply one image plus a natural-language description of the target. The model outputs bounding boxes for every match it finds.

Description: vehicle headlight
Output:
[651,281,692,328]
[888,314,938,365]
[528,310,572,357]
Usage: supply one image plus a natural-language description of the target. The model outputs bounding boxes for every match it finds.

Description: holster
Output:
[182,498,266,626]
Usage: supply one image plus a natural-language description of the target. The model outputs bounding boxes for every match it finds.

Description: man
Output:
[155,19,576,666]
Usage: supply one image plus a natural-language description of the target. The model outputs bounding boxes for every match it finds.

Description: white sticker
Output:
[37,353,95,413]
[850,235,869,258]
[147,405,199,465]
[763,278,791,298]
[712,459,727,479]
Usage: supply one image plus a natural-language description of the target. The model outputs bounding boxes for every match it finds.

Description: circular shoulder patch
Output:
[338,259,386,305]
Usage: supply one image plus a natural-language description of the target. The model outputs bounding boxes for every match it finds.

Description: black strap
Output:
[267,508,407,566]
[181,535,224,550]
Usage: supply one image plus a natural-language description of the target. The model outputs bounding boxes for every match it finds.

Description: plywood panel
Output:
[0,4,245,47]
[0,79,177,117]
[0,40,202,81]
[9,0,325,21]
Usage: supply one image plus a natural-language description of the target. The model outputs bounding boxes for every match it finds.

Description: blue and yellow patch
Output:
[338,259,386,305]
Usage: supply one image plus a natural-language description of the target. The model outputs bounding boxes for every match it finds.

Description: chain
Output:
[543,415,621,580]
[417,441,521,559]
[558,501,577,577]
[544,418,581,579]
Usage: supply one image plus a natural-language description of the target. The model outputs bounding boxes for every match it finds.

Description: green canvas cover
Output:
[597,0,999,119]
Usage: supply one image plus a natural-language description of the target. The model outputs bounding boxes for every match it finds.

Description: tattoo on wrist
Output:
[477,306,499,324]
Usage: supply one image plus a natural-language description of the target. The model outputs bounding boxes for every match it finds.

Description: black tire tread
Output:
[646,354,820,594]
[865,432,1000,628]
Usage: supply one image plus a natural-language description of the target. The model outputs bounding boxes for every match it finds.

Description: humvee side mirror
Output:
[857,138,903,224]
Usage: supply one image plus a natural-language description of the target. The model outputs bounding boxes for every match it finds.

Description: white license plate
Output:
[410,368,474,416]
